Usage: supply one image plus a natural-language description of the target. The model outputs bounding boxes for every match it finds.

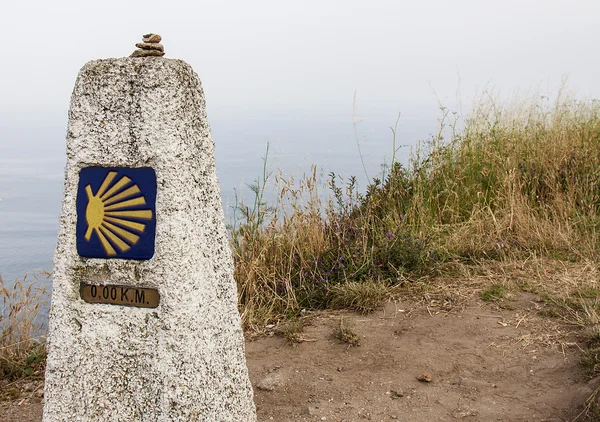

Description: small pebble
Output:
[135,43,164,52]
[131,49,165,58]
[452,406,477,419]
[417,373,433,383]
[143,33,162,43]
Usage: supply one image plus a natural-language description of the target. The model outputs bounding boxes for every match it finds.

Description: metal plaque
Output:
[80,282,160,308]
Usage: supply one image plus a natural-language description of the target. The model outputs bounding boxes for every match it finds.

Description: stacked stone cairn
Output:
[130,33,165,57]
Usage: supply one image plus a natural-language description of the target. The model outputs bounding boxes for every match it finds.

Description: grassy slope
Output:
[231,92,600,328]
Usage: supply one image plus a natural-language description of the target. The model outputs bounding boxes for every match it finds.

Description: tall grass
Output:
[403,92,600,260]
[0,272,49,381]
[231,92,600,328]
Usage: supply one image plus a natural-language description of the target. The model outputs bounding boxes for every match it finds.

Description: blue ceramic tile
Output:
[76,167,157,260]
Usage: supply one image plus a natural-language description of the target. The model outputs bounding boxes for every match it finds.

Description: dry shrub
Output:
[333,317,360,347]
[278,317,313,344]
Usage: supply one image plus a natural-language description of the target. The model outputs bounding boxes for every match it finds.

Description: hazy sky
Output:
[1,0,599,127]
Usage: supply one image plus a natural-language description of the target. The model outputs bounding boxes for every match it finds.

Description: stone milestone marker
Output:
[43,36,256,421]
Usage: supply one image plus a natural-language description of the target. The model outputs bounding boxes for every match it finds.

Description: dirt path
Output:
[1,293,596,421]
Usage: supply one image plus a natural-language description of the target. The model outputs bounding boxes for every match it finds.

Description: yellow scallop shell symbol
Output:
[84,171,153,256]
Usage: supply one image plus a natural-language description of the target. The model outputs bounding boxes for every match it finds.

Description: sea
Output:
[0,111,436,294]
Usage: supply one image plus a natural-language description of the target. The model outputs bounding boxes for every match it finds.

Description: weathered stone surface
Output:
[135,42,164,51]
[130,49,165,57]
[43,58,256,421]
[143,33,162,43]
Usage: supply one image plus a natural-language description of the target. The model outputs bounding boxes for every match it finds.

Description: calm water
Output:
[0,113,434,289]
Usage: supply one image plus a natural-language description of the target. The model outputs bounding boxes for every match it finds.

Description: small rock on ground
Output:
[417,373,433,383]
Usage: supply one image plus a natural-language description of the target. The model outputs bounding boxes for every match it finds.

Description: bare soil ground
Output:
[2,290,598,421]
[249,296,595,421]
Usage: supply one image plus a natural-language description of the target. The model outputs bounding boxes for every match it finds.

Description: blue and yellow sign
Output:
[76,167,157,260]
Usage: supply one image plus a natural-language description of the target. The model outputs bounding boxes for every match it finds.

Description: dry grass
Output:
[0,272,49,387]
[231,91,600,329]
[328,281,389,314]
[574,383,600,421]
[408,92,600,261]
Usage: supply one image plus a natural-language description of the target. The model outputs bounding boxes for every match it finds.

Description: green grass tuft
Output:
[480,285,507,301]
